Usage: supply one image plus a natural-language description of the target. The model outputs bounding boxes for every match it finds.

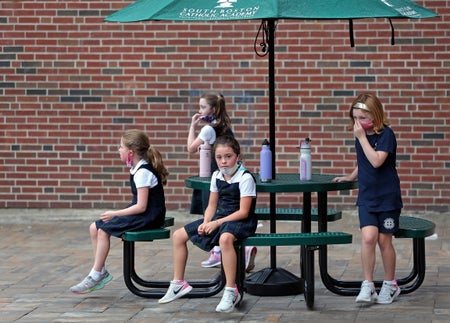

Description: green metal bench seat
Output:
[255,207,342,222]
[320,215,436,296]
[122,216,225,298]
[236,231,353,309]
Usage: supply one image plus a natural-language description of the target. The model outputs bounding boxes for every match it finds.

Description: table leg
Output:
[316,191,362,295]
[244,192,303,296]
[300,192,312,279]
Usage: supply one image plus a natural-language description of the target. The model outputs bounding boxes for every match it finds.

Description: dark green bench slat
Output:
[255,207,342,221]
[239,231,352,247]
[395,216,435,239]
[122,216,174,242]
[123,228,170,241]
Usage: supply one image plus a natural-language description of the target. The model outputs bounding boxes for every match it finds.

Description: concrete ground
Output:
[0,208,448,322]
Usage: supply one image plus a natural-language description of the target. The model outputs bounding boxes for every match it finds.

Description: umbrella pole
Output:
[268,19,277,269]
[244,20,303,297]
[268,19,275,181]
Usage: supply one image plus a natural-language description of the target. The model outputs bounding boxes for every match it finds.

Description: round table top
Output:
[185,173,358,193]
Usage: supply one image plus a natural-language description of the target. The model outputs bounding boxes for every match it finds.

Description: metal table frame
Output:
[185,173,358,301]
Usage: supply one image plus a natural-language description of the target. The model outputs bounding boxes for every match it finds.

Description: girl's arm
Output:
[187,114,203,153]
[100,187,149,222]
[198,191,218,236]
[357,136,389,168]
[203,191,219,222]
[201,196,254,236]
[354,121,388,168]
[216,196,253,225]
[333,166,358,182]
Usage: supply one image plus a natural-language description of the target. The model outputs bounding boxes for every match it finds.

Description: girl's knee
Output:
[219,233,235,248]
[172,228,188,244]
[361,226,378,245]
[89,222,98,236]
[97,228,110,239]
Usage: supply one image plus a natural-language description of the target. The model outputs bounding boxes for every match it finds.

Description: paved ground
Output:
[0,209,448,323]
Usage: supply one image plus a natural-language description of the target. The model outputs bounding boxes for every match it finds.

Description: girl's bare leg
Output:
[378,233,396,280]
[219,232,237,288]
[172,228,189,280]
[360,225,378,281]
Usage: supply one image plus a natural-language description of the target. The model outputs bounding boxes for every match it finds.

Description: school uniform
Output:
[185,165,257,252]
[356,126,403,232]
[95,160,166,237]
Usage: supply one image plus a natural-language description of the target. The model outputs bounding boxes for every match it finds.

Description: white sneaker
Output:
[215,287,241,313]
[355,280,377,303]
[376,280,400,304]
[158,280,192,304]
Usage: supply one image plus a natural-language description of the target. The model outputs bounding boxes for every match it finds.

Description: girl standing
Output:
[70,129,169,294]
[333,94,403,304]
[159,135,257,313]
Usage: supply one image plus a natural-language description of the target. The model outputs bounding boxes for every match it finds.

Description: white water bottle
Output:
[299,138,311,181]
[199,142,211,177]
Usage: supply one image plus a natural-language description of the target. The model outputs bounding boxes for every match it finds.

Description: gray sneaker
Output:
[70,271,113,294]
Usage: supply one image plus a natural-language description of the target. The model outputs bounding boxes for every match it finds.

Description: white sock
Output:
[89,269,102,281]
[213,246,221,253]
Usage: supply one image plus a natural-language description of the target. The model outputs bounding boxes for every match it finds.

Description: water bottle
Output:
[199,142,211,177]
[299,138,312,181]
[260,139,272,182]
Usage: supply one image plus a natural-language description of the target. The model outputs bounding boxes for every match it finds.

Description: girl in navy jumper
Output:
[333,94,402,305]
[70,129,169,294]
[159,135,257,313]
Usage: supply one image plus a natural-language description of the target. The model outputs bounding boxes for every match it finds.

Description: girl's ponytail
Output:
[147,146,169,185]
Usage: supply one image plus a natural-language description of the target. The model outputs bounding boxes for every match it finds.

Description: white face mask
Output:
[219,163,239,176]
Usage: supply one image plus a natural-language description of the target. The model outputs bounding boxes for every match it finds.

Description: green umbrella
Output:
[105,0,437,21]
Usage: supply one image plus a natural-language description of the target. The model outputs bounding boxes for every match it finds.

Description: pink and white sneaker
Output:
[201,250,221,268]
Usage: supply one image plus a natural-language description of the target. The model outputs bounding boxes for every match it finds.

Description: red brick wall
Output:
[1,1,449,213]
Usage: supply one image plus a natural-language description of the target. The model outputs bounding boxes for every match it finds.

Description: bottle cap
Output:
[298,137,311,149]
[262,139,270,146]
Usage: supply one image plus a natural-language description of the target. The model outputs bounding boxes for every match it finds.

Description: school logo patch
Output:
[384,217,395,230]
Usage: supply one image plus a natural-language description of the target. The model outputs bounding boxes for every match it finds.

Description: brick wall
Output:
[0,1,449,214]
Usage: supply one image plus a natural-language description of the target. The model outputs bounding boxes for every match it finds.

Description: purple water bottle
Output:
[199,142,211,177]
[260,139,272,182]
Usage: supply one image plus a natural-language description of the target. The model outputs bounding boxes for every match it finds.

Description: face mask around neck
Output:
[219,163,239,176]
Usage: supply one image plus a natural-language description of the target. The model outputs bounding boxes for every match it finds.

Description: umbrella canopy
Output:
[105,0,437,22]
[105,0,438,176]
